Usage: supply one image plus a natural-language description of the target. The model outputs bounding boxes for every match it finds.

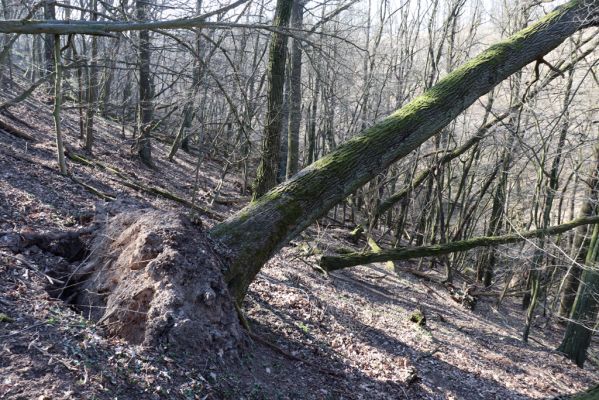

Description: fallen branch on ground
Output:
[66,151,221,220]
[320,215,599,271]
[0,116,34,141]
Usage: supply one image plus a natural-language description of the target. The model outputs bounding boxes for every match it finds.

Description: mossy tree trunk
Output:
[559,144,599,318]
[252,0,293,199]
[210,0,599,303]
[319,215,599,272]
[133,0,154,167]
[557,223,599,367]
[285,0,304,179]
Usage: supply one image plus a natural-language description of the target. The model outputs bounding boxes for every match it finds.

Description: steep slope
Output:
[0,81,596,399]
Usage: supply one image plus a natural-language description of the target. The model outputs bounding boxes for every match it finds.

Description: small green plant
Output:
[0,313,13,323]
[409,309,426,326]
[296,322,310,333]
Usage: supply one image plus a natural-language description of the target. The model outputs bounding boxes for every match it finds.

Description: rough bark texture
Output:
[285,0,303,179]
[134,0,153,166]
[559,144,599,317]
[558,223,599,367]
[252,0,292,199]
[320,215,599,271]
[211,0,599,302]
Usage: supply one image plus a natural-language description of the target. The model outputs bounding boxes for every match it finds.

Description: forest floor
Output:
[0,80,597,400]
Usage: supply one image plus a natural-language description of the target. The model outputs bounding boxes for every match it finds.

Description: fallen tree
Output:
[211,0,599,302]
[372,33,599,225]
[11,0,597,354]
[319,215,599,271]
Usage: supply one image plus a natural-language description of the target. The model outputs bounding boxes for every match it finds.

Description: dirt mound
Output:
[73,209,244,354]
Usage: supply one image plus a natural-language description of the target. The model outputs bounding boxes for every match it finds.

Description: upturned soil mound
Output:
[72,209,244,354]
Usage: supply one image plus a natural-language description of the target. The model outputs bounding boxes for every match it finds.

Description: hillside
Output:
[0,81,597,399]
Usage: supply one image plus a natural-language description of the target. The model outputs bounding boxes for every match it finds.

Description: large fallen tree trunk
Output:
[319,215,599,271]
[211,0,599,302]
[373,33,599,224]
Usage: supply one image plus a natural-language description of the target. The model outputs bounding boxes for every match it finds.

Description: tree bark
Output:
[559,144,599,317]
[319,215,599,272]
[134,0,153,166]
[252,0,293,199]
[42,0,56,75]
[52,34,67,175]
[210,1,599,302]
[84,0,98,153]
[557,223,599,367]
[285,0,303,179]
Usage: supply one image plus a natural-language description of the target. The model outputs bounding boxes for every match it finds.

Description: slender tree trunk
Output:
[84,0,98,153]
[52,34,67,175]
[252,0,293,199]
[559,144,599,317]
[557,223,599,367]
[99,36,121,117]
[523,68,574,342]
[285,0,303,179]
[43,0,55,76]
[134,0,153,166]
[477,146,510,287]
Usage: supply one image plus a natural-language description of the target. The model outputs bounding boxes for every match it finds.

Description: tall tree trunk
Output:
[84,0,98,153]
[559,144,599,317]
[477,145,510,286]
[252,0,293,199]
[210,1,598,303]
[43,0,55,76]
[134,0,153,166]
[557,223,599,367]
[52,34,67,175]
[285,0,304,179]
[523,67,574,342]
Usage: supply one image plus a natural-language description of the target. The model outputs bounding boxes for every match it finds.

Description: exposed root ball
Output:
[74,209,243,354]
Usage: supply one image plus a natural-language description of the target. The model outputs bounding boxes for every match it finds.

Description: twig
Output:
[66,151,221,220]
[0,252,65,285]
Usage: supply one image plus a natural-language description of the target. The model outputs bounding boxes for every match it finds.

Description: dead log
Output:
[66,151,221,220]
[320,215,599,271]
[0,116,34,141]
